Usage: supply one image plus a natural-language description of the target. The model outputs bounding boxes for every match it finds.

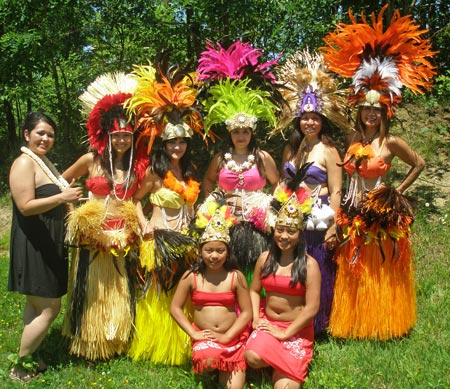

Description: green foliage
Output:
[434,72,450,100]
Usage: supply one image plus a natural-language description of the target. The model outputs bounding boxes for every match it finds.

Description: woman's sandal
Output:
[8,354,39,383]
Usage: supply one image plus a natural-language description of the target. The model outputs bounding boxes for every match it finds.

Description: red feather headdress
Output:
[79,72,149,180]
[80,72,137,154]
[321,4,437,118]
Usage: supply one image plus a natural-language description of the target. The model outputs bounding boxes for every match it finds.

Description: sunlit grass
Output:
[0,201,448,388]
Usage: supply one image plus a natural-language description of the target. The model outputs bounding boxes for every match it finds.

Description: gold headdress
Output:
[195,199,237,244]
[269,181,312,230]
[321,5,437,118]
[272,49,351,137]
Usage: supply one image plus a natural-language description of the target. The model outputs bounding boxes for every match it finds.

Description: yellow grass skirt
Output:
[329,236,416,339]
[127,238,193,365]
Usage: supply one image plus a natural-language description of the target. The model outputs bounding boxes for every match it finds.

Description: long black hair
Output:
[151,137,197,180]
[286,114,336,161]
[261,229,308,286]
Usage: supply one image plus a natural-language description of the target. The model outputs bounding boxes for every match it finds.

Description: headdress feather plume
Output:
[126,59,205,155]
[203,78,278,133]
[197,40,278,83]
[321,4,437,117]
[79,72,137,154]
[273,49,351,137]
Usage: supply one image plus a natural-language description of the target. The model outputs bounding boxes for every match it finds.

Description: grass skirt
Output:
[63,200,140,360]
[128,229,197,364]
[330,237,416,339]
[330,187,416,339]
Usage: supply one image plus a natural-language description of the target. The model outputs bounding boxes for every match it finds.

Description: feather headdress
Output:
[126,60,205,155]
[79,72,137,154]
[321,4,437,118]
[203,78,278,133]
[272,49,351,137]
[197,40,288,121]
[197,40,278,83]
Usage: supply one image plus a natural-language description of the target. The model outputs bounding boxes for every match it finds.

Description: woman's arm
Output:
[62,152,93,181]
[260,150,280,191]
[133,168,158,237]
[387,136,425,193]
[324,146,342,242]
[202,153,220,196]
[249,253,266,328]
[9,156,82,216]
[281,144,293,167]
[170,272,204,341]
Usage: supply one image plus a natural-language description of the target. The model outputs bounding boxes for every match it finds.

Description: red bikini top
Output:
[261,274,306,296]
[86,176,137,199]
[191,272,237,307]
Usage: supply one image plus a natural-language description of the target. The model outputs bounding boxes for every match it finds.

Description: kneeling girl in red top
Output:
[245,188,321,389]
[171,208,252,389]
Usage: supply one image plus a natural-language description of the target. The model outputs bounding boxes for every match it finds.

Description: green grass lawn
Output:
[0,204,448,389]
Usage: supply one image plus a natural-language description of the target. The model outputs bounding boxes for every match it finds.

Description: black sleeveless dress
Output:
[8,184,68,297]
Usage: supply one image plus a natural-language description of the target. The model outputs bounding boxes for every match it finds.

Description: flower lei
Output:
[224,152,255,173]
[163,170,200,204]
[21,146,69,191]
[347,142,375,162]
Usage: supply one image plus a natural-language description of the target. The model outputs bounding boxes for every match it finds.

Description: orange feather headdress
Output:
[321,4,437,118]
[125,60,205,155]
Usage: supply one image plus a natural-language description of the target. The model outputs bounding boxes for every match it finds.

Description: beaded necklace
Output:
[20,146,69,191]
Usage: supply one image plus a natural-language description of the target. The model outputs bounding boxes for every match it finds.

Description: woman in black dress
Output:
[8,112,82,382]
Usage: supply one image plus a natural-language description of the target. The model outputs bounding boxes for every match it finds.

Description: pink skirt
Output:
[192,323,249,373]
[245,315,314,383]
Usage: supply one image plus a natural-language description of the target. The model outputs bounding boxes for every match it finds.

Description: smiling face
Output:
[201,241,228,272]
[360,106,382,129]
[165,137,188,161]
[299,112,322,138]
[111,131,133,155]
[24,121,56,156]
[273,224,300,253]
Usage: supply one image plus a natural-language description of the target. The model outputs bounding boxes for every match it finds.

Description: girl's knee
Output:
[244,349,263,368]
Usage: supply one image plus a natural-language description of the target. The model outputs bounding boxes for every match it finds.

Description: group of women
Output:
[7,6,436,388]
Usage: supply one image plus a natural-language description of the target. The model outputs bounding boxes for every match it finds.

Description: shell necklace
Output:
[21,146,69,191]
[224,152,255,186]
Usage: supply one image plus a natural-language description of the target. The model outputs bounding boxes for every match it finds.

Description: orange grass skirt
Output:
[329,236,416,340]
